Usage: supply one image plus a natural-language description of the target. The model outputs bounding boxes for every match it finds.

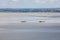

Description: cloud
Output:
[11,0,18,1]
[0,0,60,8]
[34,0,47,3]
[34,0,58,4]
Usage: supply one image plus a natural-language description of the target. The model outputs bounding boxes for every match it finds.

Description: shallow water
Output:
[0,12,60,40]
[0,23,60,40]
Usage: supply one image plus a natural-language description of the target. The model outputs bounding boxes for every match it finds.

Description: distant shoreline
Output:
[0,8,60,12]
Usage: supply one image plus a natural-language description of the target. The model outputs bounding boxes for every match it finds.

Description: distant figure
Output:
[39,21,45,23]
[21,20,26,23]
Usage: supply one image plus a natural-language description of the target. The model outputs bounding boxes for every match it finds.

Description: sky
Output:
[0,0,60,8]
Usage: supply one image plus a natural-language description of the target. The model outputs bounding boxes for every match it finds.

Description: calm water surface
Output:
[0,23,60,40]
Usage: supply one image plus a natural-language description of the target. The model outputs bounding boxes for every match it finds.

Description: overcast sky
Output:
[0,0,60,8]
